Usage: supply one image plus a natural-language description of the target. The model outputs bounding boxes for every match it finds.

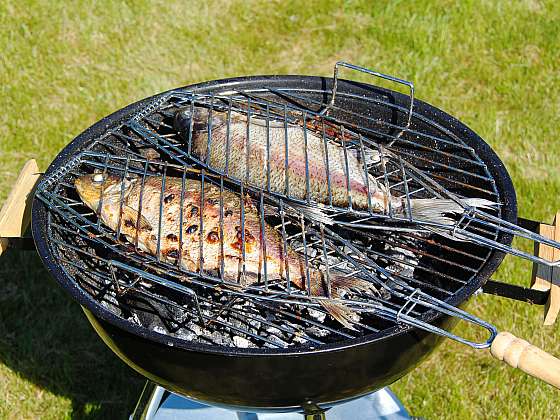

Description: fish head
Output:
[173,106,213,134]
[75,172,136,213]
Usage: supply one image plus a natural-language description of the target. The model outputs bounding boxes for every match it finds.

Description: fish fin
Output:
[347,146,383,167]
[262,201,335,226]
[314,274,378,330]
[286,202,334,226]
[121,206,152,231]
[318,300,360,330]
[329,274,379,297]
[362,148,382,166]
[409,198,498,226]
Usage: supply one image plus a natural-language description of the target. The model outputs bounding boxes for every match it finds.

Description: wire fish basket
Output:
[28,63,560,392]
[123,62,560,268]
[37,135,498,350]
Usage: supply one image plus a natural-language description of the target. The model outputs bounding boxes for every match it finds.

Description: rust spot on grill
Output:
[186,225,198,234]
[164,193,175,204]
[167,233,178,242]
[206,230,220,244]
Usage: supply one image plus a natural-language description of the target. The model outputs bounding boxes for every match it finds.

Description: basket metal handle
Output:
[323,61,415,146]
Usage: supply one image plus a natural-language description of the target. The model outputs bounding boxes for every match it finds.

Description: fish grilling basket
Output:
[26,63,560,410]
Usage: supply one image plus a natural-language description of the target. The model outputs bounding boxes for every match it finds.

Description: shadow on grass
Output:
[0,250,144,419]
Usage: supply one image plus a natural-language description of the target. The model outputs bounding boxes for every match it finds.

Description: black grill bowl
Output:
[32,75,517,411]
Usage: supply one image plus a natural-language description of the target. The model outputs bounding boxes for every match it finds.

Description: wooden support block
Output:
[530,212,560,325]
[531,224,555,292]
[0,237,8,255]
[0,159,41,256]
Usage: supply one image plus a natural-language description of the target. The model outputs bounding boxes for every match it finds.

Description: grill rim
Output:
[31,74,518,356]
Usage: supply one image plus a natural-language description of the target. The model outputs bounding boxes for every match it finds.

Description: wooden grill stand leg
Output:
[0,159,42,256]
[530,212,560,325]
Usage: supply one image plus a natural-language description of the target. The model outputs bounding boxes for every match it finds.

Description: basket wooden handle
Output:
[491,331,560,389]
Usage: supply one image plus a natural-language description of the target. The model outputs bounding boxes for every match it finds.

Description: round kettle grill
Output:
[1,63,558,417]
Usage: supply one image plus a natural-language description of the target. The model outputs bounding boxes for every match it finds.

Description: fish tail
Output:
[311,273,378,330]
[318,300,359,330]
[409,198,497,226]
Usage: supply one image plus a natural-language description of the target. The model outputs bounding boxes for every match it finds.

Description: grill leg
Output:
[303,413,327,420]
[302,402,327,420]
[129,380,166,420]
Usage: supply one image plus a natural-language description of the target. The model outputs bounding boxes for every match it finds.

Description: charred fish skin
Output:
[74,172,377,329]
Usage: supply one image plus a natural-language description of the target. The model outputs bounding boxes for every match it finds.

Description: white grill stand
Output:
[130,381,412,420]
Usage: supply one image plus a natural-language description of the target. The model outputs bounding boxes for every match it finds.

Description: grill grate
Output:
[36,149,495,349]
[38,64,551,349]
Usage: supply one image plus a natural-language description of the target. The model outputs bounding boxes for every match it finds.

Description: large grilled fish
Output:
[75,172,377,328]
[174,107,494,226]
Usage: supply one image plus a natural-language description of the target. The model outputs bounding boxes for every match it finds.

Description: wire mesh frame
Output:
[129,68,560,268]
[128,91,505,254]
[36,149,498,349]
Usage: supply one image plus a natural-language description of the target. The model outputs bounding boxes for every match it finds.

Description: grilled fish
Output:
[75,172,377,328]
[174,107,494,226]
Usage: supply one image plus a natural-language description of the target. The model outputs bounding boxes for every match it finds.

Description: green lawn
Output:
[1,0,559,418]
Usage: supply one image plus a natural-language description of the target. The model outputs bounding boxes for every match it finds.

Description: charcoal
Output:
[307,308,327,323]
[264,335,289,348]
[233,336,251,348]
[305,326,330,338]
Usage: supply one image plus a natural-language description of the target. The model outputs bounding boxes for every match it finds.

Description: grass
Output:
[1,0,559,418]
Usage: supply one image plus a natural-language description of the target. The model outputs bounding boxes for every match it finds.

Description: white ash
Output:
[291,333,309,345]
[233,336,252,348]
[264,335,289,348]
[265,326,282,335]
[307,308,327,323]
[305,325,331,338]
[189,323,203,336]
[127,312,141,325]
[152,325,167,335]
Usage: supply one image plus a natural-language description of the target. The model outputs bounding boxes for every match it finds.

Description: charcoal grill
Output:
[2,63,559,416]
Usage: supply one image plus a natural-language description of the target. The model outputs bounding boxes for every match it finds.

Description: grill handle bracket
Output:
[322,61,414,146]
[482,280,549,305]
[519,214,560,325]
[528,213,560,325]
[0,159,42,256]
[483,214,560,325]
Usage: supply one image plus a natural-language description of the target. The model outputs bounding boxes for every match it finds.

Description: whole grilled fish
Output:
[75,172,377,328]
[174,107,494,226]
